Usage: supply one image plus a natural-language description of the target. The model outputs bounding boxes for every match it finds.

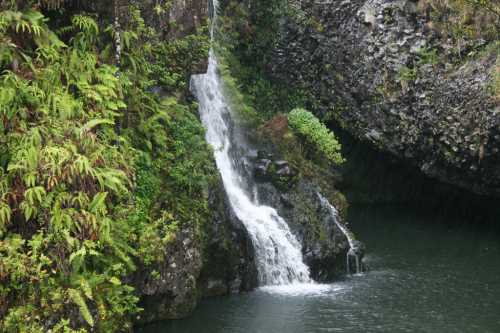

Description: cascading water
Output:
[190,0,311,285]
[317,193,365,275]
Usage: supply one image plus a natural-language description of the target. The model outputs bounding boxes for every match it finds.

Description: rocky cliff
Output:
[135,0,361,324]
[227,0,499,196]
[238,115,354,281]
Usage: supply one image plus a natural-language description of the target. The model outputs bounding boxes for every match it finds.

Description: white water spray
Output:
[190,0,311,285]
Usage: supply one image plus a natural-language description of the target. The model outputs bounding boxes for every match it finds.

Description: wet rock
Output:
[349,240,366,259]
[133,225,203,323]
[133,177,257,324]
[274,160,289,168]
[198,179,258,295]
[280,193,294,208]
[257,150,273,160]
[256,180,351,281]
[276,165,292,177]
[254,159,272,179]
[204,280,228,297]
[253,154,297,186]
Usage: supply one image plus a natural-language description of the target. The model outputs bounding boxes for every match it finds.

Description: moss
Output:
[486,42,500,102]
[330,191,349,220]
[420,0,500,43]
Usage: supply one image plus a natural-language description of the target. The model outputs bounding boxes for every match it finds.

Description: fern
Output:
[72,15,98,35]
[0,201,11,232]
[0,3,215,331]
[288,108,344,164]
[68,289,94,327]
[79,119,115,135]
[88,192,108,214]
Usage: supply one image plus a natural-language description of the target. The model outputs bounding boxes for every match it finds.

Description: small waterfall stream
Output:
[318,193,364,274]
[190,0,311,286]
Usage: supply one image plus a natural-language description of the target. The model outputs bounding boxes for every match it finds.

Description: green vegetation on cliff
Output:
[0,1,212,332]
[421,0,499,44]
[218,0,315,120]
[288,109,344,165]
[217,1,343,167]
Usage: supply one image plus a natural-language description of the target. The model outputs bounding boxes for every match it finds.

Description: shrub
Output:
[287,108,344,164]
[420,0,500,44]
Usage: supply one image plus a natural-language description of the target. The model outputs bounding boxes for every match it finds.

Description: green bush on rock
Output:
[287,109,344,165]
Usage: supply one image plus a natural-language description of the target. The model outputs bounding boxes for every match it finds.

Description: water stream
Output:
[136,2,500,330]
[190,0,310,285]
[318,193,364,275]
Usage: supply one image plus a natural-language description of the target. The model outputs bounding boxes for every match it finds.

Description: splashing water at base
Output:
[258,283,342,297]
[190,4,311,284]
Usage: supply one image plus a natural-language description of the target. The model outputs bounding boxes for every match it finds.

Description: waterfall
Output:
[190,0,311,286]
[317,193,364,275]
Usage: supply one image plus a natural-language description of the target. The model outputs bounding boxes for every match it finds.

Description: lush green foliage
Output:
[0,2,212,332]
[214,47,260,127]
[152,31,210,91]
[218,1,315,121]
[288,109,344,165]
[219,0,286,70]
[217,0,343,169]
[421,0,499,44]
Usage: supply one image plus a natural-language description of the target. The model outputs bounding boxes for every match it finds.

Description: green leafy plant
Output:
[396,66,417,92]
[0,2,214,332]
[417,47,439,66]
[287,108,344,164]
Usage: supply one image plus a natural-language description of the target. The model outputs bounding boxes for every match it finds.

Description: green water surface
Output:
[137,205,500,333]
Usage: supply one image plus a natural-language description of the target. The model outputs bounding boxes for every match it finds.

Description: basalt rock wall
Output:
[233,0,500,196]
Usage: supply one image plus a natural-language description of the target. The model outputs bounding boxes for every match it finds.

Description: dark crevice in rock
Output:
[336,126,500,226]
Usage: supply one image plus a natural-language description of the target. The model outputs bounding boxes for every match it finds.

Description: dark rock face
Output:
[129,0,208,39]
[336,125,500,225]
[254,152,298,187]
[131,0,257,323]
[198,180,258,296]
[166,0,208,38]
[259,179,349,281]
[142,0,210,73]
[251,153,350,281]
[134,178,258,324]
[249,0,499,195]
[134,225,203,323]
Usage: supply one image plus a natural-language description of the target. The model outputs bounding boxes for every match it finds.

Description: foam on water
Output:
[258,283,345,296]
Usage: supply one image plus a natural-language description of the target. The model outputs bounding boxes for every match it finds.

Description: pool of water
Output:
[137,205,500,333]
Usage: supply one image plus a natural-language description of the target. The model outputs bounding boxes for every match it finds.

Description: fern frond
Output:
[68,288,94,327]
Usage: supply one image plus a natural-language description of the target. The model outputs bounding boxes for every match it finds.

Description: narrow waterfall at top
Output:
[190,0,311,286]
[317,193,365,274]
